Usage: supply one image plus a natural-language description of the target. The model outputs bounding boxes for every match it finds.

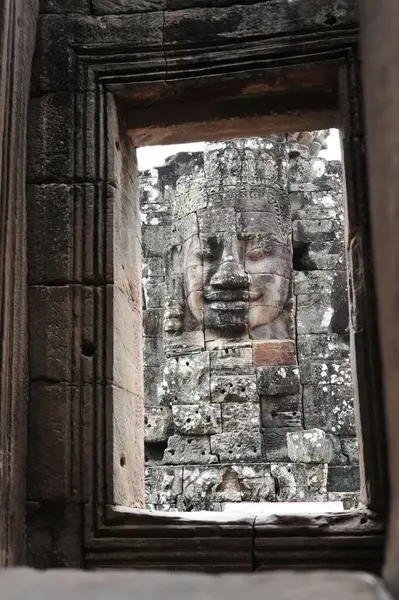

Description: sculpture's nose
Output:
[210,257,248,289]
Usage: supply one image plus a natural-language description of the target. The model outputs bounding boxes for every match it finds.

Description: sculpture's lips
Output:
[208,301,248,312]
[204,290,249,302]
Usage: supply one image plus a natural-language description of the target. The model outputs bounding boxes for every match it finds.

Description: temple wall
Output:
[141,133,359,511]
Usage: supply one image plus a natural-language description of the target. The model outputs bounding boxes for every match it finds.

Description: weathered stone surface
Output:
[142,257,164,278]
[263,428,292,462]
[27,185,74,284]
[211,432,262,463]
[210,375,258,403]
[178,463,275,510]
[28,286,71,382]
[163,435,218,465]
[40,0,90,12]
[327,466,361,493]
[293,219,343,245]
[341,438,359,464]
[253,340,296,366]
[261,395,302,428]
[300,359,352,386]
[143,279,165,309]
[143,336,164,367]
[271,463,328,502]
[27,93,74,182]
[145,466,183,506]
[297,333,350,363]
[287,429,345,464]
[307,240,346,271]
[159,352,210,405]
[142,225,170,257]
[256,365,300,396]
[143,366,162,407]
[303,384,355,436]
[221,402,260,434]
[172,404,221,435]
[291,191,344,221]
[289,158,342,193]
[210,346,254,375]
[144,407,173,442]
[143,308,164,337]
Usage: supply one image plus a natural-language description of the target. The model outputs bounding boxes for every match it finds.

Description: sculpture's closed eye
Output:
[246,248,266,261]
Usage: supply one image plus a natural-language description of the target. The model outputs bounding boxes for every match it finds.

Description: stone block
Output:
[26,502,83,568]
[144,407,173,442]
[172,173,206,218]
[143,280,165,309]
[159,352,210,405]
[341,438,359,464]
[145,466,183,506]
[236,184,288,213]
[172,212,199,243]
[300,359,352,386]
[256,365,300,395]
[307,240,346,270]
[293,218,343,245]
[27,93,74,182]
[240,471,276,502]
[297,333,350,363]
[142,257,164,278]
[28,383,72,500]
[143,366,162,407]
[40,0,90,12]
[179,463,275,510]
[33,14,164,92]
[27,185,74,284]
[237,211,290,241]
[271,463,328,502]
[210,346,254,375]
[327,466,361,493]
[143,336,164,367]
[289,157,342,193]
[303,384,356,436]
[296,292,334,334]
[210,375,258,403]
[109,385,144,507]
[28,286,72,382]
[287,429,332,464]
[261,395,302,428]
[211,431,262,463]
[163,435,218,465]
[253,340,296,366]
[172,404,221,435]
[291,191,344,221]
[198,207,236,234]
[180,466,241,508]
[263,428,292,462]
[294,271,335,296]
[143,308,164,337]
[142,225,170,257]
[111,286,144,396]
[221,402,260,433]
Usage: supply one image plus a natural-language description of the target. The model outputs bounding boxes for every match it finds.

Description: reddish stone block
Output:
[253,341,297,366]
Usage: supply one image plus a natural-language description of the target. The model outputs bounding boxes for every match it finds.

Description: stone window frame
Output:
[27,3,387,571]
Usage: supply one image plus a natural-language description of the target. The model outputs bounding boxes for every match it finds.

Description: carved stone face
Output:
[182,231,291,335]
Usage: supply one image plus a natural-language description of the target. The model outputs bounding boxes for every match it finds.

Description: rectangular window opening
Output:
[136,129,360,515]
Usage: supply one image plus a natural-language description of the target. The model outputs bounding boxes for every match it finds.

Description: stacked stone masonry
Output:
[140,132,359,511]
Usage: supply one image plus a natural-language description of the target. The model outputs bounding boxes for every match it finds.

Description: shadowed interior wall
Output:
[0,0,39,566]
